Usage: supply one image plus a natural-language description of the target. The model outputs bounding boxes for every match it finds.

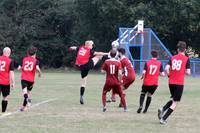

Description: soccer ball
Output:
[111,40,119,48]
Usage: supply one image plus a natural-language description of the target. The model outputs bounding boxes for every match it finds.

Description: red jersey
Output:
[143,58,163,86]
[168,54,190,85]
[0,56,14,85]
[75,46,94,65]
[120,56,135,80]
[102,58,122,86]
[21,56,39,82]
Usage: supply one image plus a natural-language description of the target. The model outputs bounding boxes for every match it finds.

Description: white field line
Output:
[0,98,57,119]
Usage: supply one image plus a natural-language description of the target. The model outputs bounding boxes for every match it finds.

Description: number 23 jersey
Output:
[168,54,190,85]
[21,56,39,82]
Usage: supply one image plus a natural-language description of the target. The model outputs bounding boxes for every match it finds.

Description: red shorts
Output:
[103,83,123,95]
[122,76,135,89]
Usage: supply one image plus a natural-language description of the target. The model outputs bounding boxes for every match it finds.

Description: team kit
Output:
[0,40,190,125]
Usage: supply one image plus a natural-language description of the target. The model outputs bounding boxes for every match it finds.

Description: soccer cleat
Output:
[102,107,107,112]
[124,107,128,112]
[137,107,142,113]
[80,96,84,105]
[158,108,163,120]
[160,118,167,125]
[19,106,27,112]
[1,112,11,116]
[143,109,147,114]
[106,99,112,103]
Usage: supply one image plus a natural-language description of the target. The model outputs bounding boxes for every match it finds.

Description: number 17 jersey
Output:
[21,56,39,82]
[143,59,163,86]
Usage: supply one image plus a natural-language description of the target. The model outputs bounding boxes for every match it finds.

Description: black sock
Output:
[144,96,151,111]
[163,108,173,120]
[23,94,28,106]
[139,93,145,107]
[80,87,85,97]
[28,99,31,103]
[163,100,173,111]
[2,100,8,112]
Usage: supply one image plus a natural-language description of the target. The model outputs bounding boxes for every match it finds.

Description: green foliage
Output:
[0,0,199,68]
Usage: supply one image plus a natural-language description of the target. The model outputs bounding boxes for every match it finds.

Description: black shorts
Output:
[141,85,158,95]
[0,84,10,97]
[21,80,34,91]
[169,84,184,101]
[79,59,94,78]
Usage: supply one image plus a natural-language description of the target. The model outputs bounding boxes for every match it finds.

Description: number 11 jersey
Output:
[21,56,39,82]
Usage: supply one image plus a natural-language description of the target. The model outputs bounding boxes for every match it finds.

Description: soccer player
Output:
[111,48,136,105]
[158,41,191,124]
[0,47,15,114]
[137,50,165,113]
[18,46,41,111]
[101,49,127,112]
[69,40,108,104]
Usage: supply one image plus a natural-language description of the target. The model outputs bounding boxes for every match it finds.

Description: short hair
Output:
[151,50,158,58]
[118,48,126,55]
[110,49,117,58]
[177,41,187,52]
[27,46,37,56]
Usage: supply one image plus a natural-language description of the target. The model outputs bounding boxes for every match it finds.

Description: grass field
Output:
[0,71,199,133]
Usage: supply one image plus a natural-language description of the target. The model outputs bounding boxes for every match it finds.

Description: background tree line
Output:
[0,0,199,68]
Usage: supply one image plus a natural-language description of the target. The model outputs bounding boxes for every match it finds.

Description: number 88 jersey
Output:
[168,54,190,85]
[21,56,39,82]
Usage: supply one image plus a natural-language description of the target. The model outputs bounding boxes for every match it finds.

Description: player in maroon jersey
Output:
[18,46,41,111]
[69,40,108,104]
[158,41,191,124]
[111,48,136,106]
[101,49,127,112]
[137,50,165,113]
[0,47,15,114]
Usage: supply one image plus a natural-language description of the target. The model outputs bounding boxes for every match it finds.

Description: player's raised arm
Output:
[69,46,77,51]
[94,51,109,56]
[36,65,42,78]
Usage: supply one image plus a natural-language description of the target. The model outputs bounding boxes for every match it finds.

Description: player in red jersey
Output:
[0,47,15,114]
[158,41,191,124]
[101,49,127,112]
[111,48,135,105]
[137,50,165,113]
[69,40,108,104]
[18,46,41,111]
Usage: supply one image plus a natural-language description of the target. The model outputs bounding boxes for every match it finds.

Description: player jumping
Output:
[0,47,15,115]
[158,41,191,124]
[101,49,127,112]
[111,48,136,106]
[69,40,108,104]
[137,50,165,113]
[18,46,41,111]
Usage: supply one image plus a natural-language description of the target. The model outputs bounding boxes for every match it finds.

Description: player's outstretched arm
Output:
[36,65,42,78]
[10,71,15,89]
[186,69,191,75]
[18,65,22,71]
[165,64,170,76]
[94,52,109,56]
[69,46,77,51]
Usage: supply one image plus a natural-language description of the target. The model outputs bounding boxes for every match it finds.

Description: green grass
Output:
[0,71,199,133]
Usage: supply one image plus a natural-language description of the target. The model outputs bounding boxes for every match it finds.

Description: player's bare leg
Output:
[92,56,102,66]
[143,93,152,113]
[27,90,32,107]
[102,87,108,112]
[137,92,146,113]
